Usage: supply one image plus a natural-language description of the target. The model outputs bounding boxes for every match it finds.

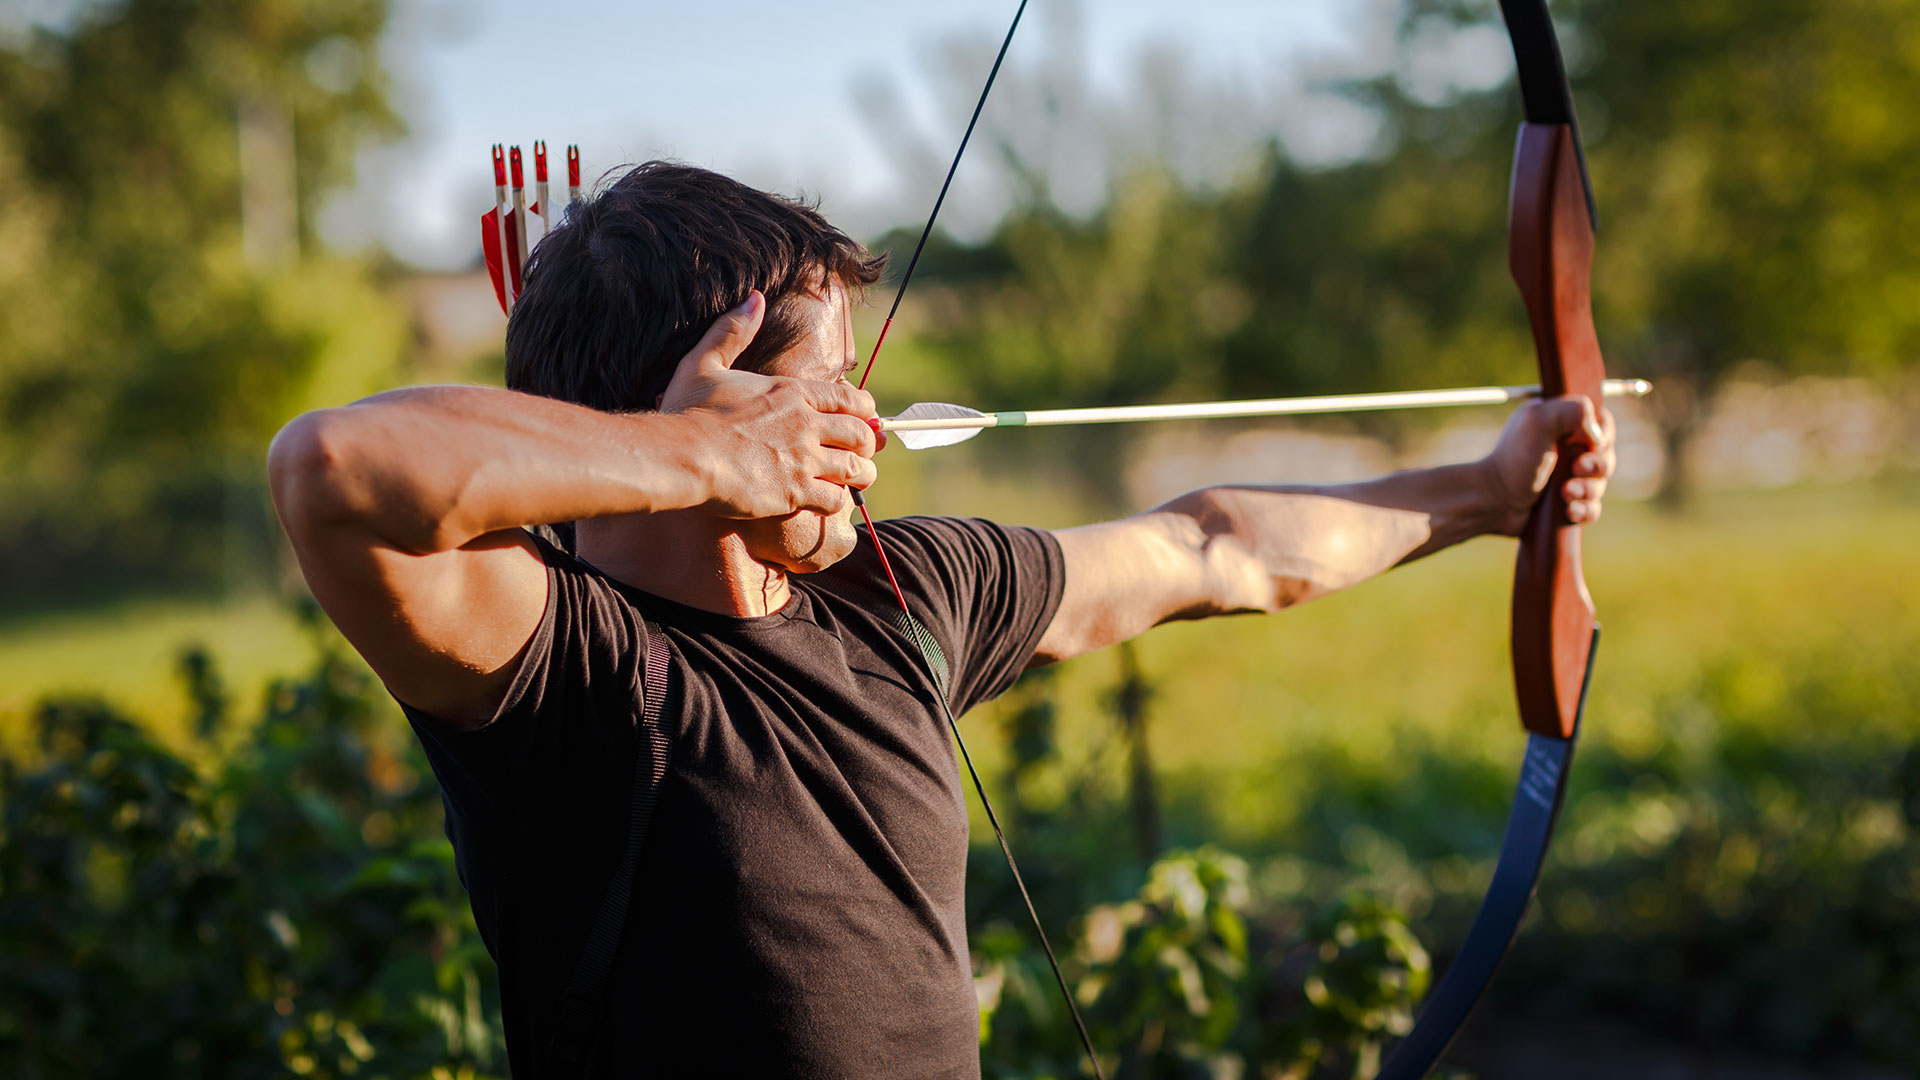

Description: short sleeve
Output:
[403,531,647,815]
[843,517,1065,715]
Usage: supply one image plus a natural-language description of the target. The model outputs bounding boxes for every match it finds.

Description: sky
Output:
[0,0,1526,270]
[325,0,1418,270]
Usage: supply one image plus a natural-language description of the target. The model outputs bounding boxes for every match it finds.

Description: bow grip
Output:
[1508,123,1604,739]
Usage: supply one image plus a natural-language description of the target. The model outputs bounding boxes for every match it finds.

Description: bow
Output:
[854,2,1608,1078]
[1374,1,1606,1074]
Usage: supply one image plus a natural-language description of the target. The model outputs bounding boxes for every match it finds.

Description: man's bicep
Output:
[287,522,550,727]
[1033,511,1224,666]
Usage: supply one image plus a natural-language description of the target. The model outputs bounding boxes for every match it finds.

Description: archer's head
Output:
[504,161,886,571]
[507,161,884,409]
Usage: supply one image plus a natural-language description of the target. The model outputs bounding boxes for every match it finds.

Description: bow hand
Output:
[1482,396,1616,535]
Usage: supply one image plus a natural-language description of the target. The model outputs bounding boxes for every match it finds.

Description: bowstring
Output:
[849,1,1106,1075]
[857,0,1031,394]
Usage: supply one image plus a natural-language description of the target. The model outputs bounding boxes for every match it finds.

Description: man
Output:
[268,162,1614,1077]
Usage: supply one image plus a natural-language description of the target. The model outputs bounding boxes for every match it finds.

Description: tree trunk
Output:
[1112,641,1162,861]
[1643,343,1714,511]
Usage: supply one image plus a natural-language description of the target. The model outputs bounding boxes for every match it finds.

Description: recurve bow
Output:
[1374,1,1608,1074]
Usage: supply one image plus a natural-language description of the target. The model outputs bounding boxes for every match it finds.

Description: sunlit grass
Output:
[0,593,318,758]
[3,479,1915,835]
[964,477,1920,847]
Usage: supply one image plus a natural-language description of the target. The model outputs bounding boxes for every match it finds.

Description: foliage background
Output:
[3,0,1918,1077]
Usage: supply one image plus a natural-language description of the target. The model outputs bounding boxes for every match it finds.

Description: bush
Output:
[0,609,502,1079]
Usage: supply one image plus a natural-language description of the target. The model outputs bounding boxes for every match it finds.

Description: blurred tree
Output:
[1282,0,1920,504]
[1574,0,1920,503]
[879,5,1532,505]
[897,170,1248,508]
[887,0,1920,507]
[1222,138,1516,411]
[0,0,406,603]
[854,0,1288,508]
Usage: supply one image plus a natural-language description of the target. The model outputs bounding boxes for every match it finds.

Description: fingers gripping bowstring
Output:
[848,2,1106,1076]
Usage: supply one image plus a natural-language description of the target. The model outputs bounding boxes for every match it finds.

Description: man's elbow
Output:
[268,410,368,540]
[1161,487,1323,615]
[270,409,476,556]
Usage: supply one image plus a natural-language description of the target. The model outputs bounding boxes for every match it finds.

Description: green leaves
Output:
[975,844,1433,1080]
[1077,848,1252,1057]
[1265,894,1431,1080]
[0,625,503,1079]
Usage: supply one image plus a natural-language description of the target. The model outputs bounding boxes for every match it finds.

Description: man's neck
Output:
[575,512,792,617]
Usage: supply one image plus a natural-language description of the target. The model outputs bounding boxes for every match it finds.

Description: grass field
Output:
[964,475,1920,847]
[4,478,1916,809]
[0,593,318,757]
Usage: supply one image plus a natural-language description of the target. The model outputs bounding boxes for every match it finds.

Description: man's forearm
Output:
[1164,459,1506,614]
[1300,459,1512,566]
[1041,399,1609,665]
[270,386,708,554]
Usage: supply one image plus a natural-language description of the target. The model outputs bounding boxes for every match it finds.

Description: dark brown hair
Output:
[505,161,887,411]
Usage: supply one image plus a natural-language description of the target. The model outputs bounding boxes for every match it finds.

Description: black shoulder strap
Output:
[551,618,674,1066]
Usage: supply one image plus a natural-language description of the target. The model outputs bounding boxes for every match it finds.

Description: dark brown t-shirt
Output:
[404,516,1066,1079]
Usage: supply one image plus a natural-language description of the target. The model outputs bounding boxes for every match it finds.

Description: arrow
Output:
[877,378,1651,449]
[506,146,531,300]
[483,141,564,316]
[482,145,512,315]
[533,140,552,240]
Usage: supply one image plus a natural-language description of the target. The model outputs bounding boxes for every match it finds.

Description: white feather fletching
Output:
[886,401,992,450]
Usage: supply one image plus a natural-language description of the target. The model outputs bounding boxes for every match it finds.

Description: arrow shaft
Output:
[880,379,1648,433]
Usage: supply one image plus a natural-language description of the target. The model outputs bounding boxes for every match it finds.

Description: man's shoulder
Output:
[873,515,1059,565]
[813,514,1061,617]
[862,514,1043,559]
[816,515,1018,590]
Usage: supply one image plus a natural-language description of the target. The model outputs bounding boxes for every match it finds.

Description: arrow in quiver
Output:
[482,141,574,315]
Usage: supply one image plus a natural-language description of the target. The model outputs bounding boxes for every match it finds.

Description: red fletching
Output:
[481,207,508,315]
[484,145,511,314]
